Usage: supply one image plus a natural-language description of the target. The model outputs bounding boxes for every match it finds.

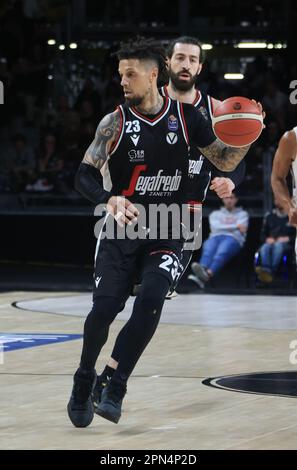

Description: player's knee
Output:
[137,272,170,315]
[89,296,121,326]
[136,290,164,316]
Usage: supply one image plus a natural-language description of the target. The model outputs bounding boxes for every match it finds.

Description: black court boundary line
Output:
[11,297,89,319]
[203,370,297,399]
[11,296,297,332]
[0,372,206,379]
[3,371,295,400]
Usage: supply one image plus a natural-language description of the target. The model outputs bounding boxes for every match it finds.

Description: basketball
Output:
[212,96,263,147]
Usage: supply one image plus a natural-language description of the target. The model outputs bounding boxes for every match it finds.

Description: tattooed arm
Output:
[188,99,264,172]
[75,110,121,204]
[83,110,121,169]
[75,110,139,224]
[198,139,251,172]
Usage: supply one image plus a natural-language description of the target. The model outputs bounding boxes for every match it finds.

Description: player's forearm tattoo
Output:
[83,111,121,169]
[199,139,250,171]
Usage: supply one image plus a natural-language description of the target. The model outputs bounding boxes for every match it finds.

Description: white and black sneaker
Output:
[165,289,178,300]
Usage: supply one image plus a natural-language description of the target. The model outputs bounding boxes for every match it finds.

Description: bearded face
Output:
[168,67,198,91]
[168,43,202,92]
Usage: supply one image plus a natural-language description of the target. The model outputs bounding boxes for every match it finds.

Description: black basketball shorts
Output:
[93,235,183,300]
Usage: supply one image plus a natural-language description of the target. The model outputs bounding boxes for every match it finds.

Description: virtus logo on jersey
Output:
[122,166,182,196]
[166,132,178,145]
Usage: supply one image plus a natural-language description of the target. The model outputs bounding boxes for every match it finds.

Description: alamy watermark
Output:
[0,81,3,104]
[289,81,297,105]
[94,202,203,251]
[289,339,297,365]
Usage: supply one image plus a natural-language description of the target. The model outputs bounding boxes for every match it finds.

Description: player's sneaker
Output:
[67,367,96,428]
[165,289,178,300]
[96,379,127,424]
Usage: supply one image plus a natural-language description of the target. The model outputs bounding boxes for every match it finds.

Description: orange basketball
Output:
[212,96,263,147]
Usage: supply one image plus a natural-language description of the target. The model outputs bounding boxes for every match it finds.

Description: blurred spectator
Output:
[242,58,266,102]
[189,193,249,288]
[75,78,102,117]
[255,203,296,283]
[102,80,123,114]
[260,120,282,149]
[77,99,98,128]
[6,133,35,191]
[28,132,63,192]
[262,80,288,132]
[59,110,81,149]
[38,132,62,172]
[78,121,96,152]
[59,134,82,193]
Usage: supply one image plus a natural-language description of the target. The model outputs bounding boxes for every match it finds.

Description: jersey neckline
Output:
[130,96,171,125]
[162,84,202,107]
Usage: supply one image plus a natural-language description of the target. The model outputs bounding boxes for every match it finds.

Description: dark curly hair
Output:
[166,36,205,63]
[116,36,168,85]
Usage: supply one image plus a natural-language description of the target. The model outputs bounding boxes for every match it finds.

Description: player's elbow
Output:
[271,173,284,189]
[224,162,238,172]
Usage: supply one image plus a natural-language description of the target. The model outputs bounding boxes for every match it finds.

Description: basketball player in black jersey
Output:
[92,37,249,395]
[67,38,263,427]
[163,36,246,288]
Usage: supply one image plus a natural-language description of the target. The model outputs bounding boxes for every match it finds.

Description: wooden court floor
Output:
[1,291,297,450]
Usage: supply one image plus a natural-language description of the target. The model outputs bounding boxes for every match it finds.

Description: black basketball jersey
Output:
[161,85,217,204]
[100,96,215,210]
[160,85,246,205]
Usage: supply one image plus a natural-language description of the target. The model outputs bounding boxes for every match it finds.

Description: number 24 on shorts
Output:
[159,254,179,279]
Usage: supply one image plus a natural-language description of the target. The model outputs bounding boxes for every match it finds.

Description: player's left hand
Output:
[251,99,266,127]
[210,177,235,198]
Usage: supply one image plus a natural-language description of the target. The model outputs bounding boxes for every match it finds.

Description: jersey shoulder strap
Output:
[160,85,169,97]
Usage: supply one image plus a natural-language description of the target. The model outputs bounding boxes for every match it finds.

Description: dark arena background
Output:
[1,0,297,456]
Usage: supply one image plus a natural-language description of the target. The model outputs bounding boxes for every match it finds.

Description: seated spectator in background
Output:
[29,132,64,192]
[255,203,296,283]
[189,193,249,288]
[6,133,35,191]
[39,133,62,171]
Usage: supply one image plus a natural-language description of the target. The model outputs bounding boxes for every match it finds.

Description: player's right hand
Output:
[210,177,235,198]
[107,196,139,227]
